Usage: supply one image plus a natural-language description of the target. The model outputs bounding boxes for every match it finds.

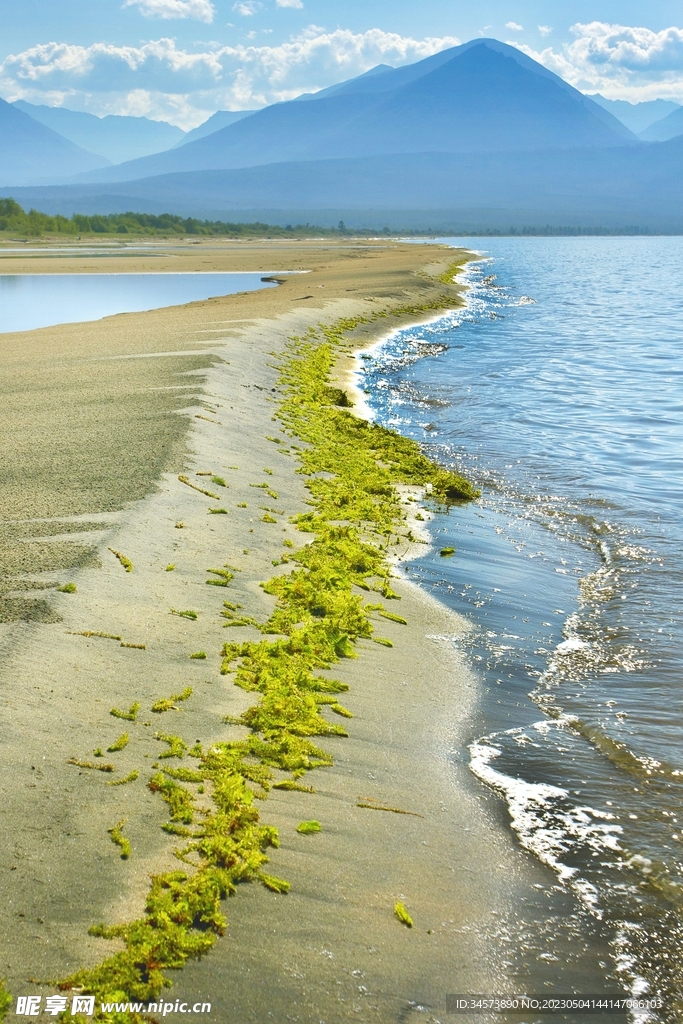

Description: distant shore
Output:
[0,239,554,1021]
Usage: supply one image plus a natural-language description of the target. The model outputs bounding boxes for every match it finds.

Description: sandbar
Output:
[0,239,565,1022]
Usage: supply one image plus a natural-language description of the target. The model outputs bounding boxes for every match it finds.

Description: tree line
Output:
[0,200,377,238]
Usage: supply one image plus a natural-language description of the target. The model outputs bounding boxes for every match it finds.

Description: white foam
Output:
[613,925,658,1024]
[556,636,589,653]
[469,733,623,918]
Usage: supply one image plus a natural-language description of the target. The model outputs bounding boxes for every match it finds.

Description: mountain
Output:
[71,39,636,185]
[589,95,679,135]
[12,101,185,163]
[0,98,110,186]
[639,105,683,142]
[177,110,257,146]
[8,133,683,232]
[294,63,395,101]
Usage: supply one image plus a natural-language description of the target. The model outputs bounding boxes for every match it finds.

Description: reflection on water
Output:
[0,273,278,334]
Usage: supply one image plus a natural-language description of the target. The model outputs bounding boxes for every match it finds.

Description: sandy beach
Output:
[0,239,565,1022]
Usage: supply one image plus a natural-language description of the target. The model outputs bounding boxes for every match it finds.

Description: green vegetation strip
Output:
[109,549,133,573]
[48,302,477,1021]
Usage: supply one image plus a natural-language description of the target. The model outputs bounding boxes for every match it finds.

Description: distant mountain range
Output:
[639,105,683,142]
[13,101,186,163]
[177,109,257,147]
[3,39,683,230]
[0,98,110,186]
[9,135,683,232]
[70,40,636,185]
[590,95,680,135]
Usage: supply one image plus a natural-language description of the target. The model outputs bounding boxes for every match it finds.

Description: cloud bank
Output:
[515,21,683,102]
[0,27,459,128]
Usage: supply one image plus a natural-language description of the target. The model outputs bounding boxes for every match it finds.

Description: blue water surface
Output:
[0,272,277,334]
[360,237,683,1018]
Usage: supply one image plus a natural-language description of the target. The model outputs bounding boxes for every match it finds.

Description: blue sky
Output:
[2,1,683,128]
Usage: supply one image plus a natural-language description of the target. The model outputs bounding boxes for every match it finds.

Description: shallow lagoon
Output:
[0,272,277,334]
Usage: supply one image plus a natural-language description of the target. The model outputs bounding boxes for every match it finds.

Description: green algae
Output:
[107,770,139,787]
[211,477,227,487]
[440,546,455,557]
[56,290,478,1019]
[108,820,131,860]
[272,780,315,793]
[155,734,188,759]
[109,548,133,573]
[357,797,423,817]
[178,475,220,500]
[206,568,233,587]
[329,703,353,718]
[151,688,192,713]
[0,980,11,1022]
[73,630,122,641]
[58,582,77,593]
[436,256,470,286]
[190,651,207,660]
[67,758,115,773]
[170,609,197,620]
[296,820,321,835]
[110,702,140,723]
[379,610,408,625]
[394,901,413,927]
[107,733,129,753]
[165,564,176,571]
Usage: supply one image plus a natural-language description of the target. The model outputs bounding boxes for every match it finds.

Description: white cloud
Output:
[277,0,304,7]
[123,0,215,22]
[506,22,523,32]
[232,1,260,15]
[513,21,683,102]
[0,27,459,129]
[538,26,552,37]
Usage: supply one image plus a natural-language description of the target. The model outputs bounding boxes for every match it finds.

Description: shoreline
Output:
[0,240,561,1021]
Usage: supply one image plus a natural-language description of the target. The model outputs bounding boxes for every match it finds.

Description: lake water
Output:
[0,272,277,334]
[359,238,683,1021]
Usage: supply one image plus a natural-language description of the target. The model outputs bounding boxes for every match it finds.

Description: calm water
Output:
[359,238,683,1020]
[0,272,277,333]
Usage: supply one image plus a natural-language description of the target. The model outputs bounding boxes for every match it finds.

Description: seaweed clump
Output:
[108,820,131,859]
[394,901,413,927]
[110,702,140,722]
[107,733,129,753]
[0,980,11,1022]
[56,300,478,1018]
[109,549,133,573]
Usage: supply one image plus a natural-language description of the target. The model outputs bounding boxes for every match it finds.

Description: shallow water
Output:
[0,272,277,334]
[360,238,683,1021]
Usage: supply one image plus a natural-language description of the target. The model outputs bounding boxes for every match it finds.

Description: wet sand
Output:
[0,239,564,1022]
